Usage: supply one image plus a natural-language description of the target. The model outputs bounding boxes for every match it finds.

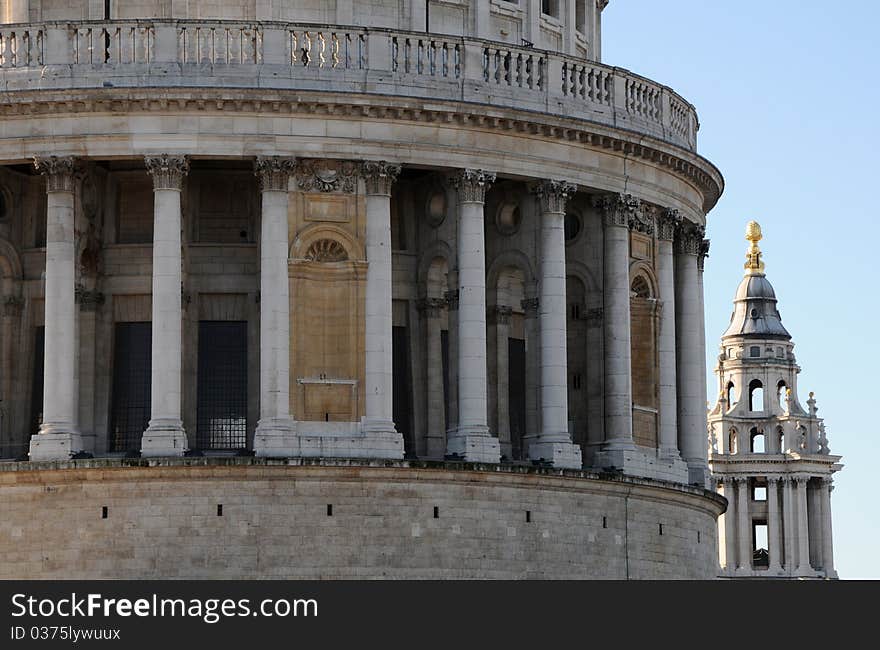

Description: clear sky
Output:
[603,0,879,579]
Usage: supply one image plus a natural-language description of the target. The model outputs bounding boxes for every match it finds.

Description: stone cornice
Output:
[254,156,296,192]
[361,161,402,196]
[144,154,189,190]
[33,155,78,192]
[4,88,722,213]
[450,169,496,204]
[532,179,577,215]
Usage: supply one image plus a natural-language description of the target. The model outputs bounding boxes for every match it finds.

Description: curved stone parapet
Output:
[0,458,726,579]
[0,20,699,151]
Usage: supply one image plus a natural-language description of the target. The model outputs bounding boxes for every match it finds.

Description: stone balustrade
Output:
[0,19,699,151]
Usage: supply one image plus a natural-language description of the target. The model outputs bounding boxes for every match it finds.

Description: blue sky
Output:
[603,0,879,579]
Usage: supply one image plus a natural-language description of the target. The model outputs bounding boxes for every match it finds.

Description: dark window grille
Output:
[29,326,45,436]
[196,321,248,450]
[109,322,152,452]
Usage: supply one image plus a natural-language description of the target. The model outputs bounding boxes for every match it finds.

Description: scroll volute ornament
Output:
[361,161,401,196]
[450,169,496,203]
[592,193,640,228]
[532,179,577,214]
[144,154,189,190]
[33,156,79,193]
[254,156,296,191]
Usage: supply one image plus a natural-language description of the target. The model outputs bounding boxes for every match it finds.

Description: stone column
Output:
[522,295,540,460]
[720,476,737,574]
[446,169,500,463]
[7,0,29,23]
[767,476,783,573]
[656,209,680,460]
[795,475,812,574]
[28,156,82,461]
[253,156,297,457]
[492,305,512,459]
[820,477,837,578]
[782,476,794,574]
[593,194,637,467]
[736,476,751,572]
[360,162,405,458]
[140,155,189,457]
[528,180,581,468]
[675,221,708,485]
[420,298,447,459]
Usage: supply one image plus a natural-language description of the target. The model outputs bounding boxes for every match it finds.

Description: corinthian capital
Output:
[674,221,705,256]
[254,156,296,192]
[532,179,577,214]
[450,169,496,204]
[698,237,711,271]
[33,156,79,193]
[592,193,640,228]
[361,161,402,196]
[145,155,189,191]
[657,208,682,241]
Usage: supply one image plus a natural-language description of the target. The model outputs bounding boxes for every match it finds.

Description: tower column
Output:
[782,476,794,573]
[656,209,680,460]
[253,156,297,457]
[767,476,783,573]
[28,156,82,461]
[593,194,637,466]
[446,169,500,463]
[720,477,737,574]
[528,180,582,468]
[735,476,751,572]
[675,221,708,485]
[820,477,837,578]
[795,475,812,574]
[140,154,189,457]
[359,161,405,458]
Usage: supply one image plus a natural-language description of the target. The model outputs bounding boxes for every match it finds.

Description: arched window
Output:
[748,379,764,412]
[728,428,738,455]
[777,425,785,453]
[726,381,736,406]
[750,427,765,453]
[777,381,787,412]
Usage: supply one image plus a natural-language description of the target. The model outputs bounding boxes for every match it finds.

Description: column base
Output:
[140,419,188,457]
[253,418,298,458]
[527,438,583,469]
[593,445,690,483]
[28,425,84,461]
[446,426,501,464]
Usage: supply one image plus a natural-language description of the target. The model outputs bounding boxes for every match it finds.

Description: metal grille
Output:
[196,321,248,450]
[109,322,152,452]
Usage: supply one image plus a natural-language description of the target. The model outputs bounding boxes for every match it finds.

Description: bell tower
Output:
[708,221,842,578]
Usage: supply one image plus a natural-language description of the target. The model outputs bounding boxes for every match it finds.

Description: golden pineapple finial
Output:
[744,220,765,275]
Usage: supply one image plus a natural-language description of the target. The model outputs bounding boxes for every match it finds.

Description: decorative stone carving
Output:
[254,156,296,192]
[450,169,496,203]
[444,289,459,311]
[817,421,829,454]
[592,193,640,228]
[295,159,358,193]
[657,208,681,241]
[489,305,513,325]
[698,238,711,271]
[532,179,577,214]
[33,156,78,193]
[304,239,348,262]
[674,221,705,256]
[144,154,189,190]
[75,285,105,312]
[417,297,447,318]
[361,161,401,196]
[2,295,23,317]
[584,307,604,327]
[629,203,655,235]
[520,297,539,316]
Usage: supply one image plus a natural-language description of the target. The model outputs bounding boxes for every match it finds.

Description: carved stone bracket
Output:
[2,295,24,317]
[489,305,513,325]
[532,179,577,214]
[417,297,447,318]
[33,156,79,193]
[520,297,539,317]
[592,193,640,228]
[444,289,460,311]
[144,154,189,191]
[254,156,296,192]
[584,307,604,327]
[657,208,682,241]
[450,169,496,204]
[698,238,710,271]
[361,161,402,196]
[74,285,104,312]
[295,159,358,193]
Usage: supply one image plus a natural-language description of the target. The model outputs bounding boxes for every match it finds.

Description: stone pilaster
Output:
[418,297,447,459]
[795,474,812,575]
[140,154,189,457]
[446,169,500,463]
[675,220,708,486]
[28,156,83,461]
[528,179,581,468]
[359,161,405,458]
[253,156,298,457]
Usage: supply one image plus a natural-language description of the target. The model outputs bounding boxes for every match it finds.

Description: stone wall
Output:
[0,459,725,579]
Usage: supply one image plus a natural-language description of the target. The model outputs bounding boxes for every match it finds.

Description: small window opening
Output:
[728,428,738,455]
[326,504,333,517]
[571,303,581,320]
[726,381,736,406]
[750,346,760,358]
[748,379,764,412]
[753,521,769,567]
[658,523,663,535]
[777,381,787,411]
[753,486,767,501]
[433,506,439,519]
[217,504,223,516]
[697,530,701,544]
[777,426,785,453]
[602,516,607,529]
[101,506,108,519]
[526,510,531,523]
[750,427,765,453]
[572,373,582,390]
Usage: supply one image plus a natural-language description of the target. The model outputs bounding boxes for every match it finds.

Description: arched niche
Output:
[629,267,658,449]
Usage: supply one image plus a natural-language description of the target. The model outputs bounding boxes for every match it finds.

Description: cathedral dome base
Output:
[0,458,724,580]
